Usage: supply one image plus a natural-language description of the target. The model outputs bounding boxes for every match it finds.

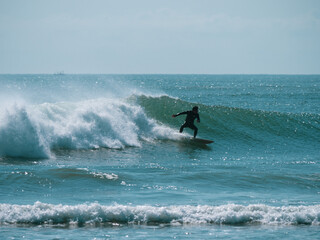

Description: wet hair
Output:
[192,106,198,111]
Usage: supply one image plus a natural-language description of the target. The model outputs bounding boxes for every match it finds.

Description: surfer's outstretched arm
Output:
[172,111,187,118]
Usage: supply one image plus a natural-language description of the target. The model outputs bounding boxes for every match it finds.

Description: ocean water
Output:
[0,74,319,239]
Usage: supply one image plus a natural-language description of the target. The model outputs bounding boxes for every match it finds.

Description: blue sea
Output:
[0,74,319,239]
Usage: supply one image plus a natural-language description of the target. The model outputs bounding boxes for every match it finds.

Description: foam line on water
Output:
[0,202,319,226]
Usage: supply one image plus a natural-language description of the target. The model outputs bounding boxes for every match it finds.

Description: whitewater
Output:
[0,74,319,239]
[0,98,180,158]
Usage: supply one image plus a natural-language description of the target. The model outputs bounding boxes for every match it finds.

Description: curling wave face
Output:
[136,95,320,147]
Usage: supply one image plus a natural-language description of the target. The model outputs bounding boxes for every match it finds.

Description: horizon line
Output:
[1,73,320,75]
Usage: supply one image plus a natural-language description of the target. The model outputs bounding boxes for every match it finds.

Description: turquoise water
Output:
[0,75,319,239]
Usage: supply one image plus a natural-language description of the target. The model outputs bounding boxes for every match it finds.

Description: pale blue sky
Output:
[0,0,319,74]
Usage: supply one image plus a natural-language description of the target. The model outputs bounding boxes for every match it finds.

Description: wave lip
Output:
[1,202,319,226]
[0,105,50,158]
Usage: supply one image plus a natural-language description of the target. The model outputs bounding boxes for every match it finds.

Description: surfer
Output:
[172,106,200,138]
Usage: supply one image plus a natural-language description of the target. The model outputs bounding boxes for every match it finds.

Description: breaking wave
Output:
[0,202,319,226]
[0,98,180,158]
[1,93,319,158]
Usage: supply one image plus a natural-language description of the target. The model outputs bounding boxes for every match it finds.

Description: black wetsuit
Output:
[175,111,200,138]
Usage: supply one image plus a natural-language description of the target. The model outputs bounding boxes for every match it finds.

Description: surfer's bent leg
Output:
[194,127,198,138]
[189,124,198,138]
[180,122,188,133]
[181,123,198,138]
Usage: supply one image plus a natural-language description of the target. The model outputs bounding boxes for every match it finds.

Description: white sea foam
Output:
[0,202,319,226]
[0,98,180,158]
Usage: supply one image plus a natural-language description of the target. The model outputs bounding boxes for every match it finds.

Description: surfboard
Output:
[190,138,214,144]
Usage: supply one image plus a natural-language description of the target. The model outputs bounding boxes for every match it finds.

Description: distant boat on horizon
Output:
[53,71,65,75]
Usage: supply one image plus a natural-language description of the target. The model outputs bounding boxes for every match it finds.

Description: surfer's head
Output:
[192,106,198,113]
